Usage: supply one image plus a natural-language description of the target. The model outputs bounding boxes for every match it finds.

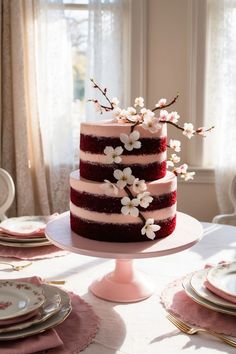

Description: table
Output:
[0,222,236,354]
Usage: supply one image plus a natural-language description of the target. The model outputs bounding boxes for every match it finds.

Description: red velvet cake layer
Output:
[70,213,176,242]
[80,160,167,182]
[80,134,167,155]
[70,188,176,213]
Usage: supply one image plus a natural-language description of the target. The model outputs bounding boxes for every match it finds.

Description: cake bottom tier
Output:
[70,213,176,242]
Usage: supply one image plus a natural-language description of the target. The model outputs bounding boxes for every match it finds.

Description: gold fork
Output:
[167,313,236,348]
[0,261,32,271]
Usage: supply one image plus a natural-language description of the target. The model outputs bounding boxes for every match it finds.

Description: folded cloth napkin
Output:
[0,330,63,354]
[0,277,100,354]
[161,274,236,337]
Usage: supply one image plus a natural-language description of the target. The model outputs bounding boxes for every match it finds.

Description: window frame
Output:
[184,0,215,184]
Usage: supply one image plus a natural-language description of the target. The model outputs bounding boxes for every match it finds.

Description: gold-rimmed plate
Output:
[0,234,46,243]
[0,216,51,236]
[0,286,61,333]
[207,262,236,298]
[0,284,71,340]
[0,239,52,248]
[0,281,45,321]
[182,275,236,316]
[190,269,236,310]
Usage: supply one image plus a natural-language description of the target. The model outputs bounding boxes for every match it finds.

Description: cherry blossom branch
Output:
[89,78,114,111]
[152,93,179,113]
[124,186,146,224]
[159,119,214,136]
[87,99,112,113]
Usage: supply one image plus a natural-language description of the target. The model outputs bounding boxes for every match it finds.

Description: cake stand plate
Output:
[46,212,202,302]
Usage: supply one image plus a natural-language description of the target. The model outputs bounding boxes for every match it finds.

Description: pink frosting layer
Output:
[70,170,177,197]
[70,202,176,224]
[80,151,166,165]
[80,120,167,138]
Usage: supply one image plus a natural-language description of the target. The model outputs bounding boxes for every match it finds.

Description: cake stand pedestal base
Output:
[90,259,155,302]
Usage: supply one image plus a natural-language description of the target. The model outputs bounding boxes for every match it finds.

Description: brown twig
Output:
[152,93,179,113]
[160,120,214,136]
[87,99,112,112]
[124,186,146,224]
[90,78,114,110]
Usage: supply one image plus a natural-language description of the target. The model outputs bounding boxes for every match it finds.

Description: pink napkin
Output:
[161,275,236,337]
[0,244,68,260]
[0,330,63,354]
[0,277,100,354]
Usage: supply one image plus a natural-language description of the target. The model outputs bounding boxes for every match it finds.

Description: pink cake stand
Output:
[46,212,202,303]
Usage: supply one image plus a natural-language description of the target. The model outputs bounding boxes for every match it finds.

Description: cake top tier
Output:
[79,119,167,182]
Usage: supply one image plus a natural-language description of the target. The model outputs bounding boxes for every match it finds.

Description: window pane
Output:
[64,6,88,161]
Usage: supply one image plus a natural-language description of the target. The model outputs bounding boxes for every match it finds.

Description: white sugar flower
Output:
[101,180,119,196]
[120,109,129,119]
[127,107,136,115]
[155,98,167,108]
[121,196,139,217]
[181,171,195,181]
[169,139,181,152]
[159,110,169,121]
[132,178,147,194]
[142,115,161,133]
[167,152,181,170]
[140,108,148,115]
[171,153,180,164]
[120,130,141,151]
[183,123,195,139]
[104,146,123,164]
[141,218,161,240]
[167,111,180,123]
[166,160,174,168]
[175,163,188,174]
[111,97,120,107]
[113,107,122,118]
[114,167,135,189]
[134,97,144,108]
[126,107,139,122]
[137,191,153,208]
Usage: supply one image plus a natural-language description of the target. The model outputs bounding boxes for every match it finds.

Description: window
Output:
[63,0,89,161]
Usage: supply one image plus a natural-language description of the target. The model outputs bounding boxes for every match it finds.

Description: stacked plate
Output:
[0,280,71,340]
[0,216,56,247]
[183,262,236,316]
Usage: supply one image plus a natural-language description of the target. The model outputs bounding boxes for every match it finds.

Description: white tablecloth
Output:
[0,222,236,354]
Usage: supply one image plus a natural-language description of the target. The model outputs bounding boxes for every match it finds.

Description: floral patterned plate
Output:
[0,286,61,333]
[0,281,45,320]
[207,262,236,297]
[0,216,55,236]
[0,284,71,340]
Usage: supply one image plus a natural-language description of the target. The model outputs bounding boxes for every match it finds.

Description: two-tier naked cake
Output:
[70,120,177,242]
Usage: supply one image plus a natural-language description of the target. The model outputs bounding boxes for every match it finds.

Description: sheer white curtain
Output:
[85,0,125,121]
[205,0,236,213]
[34,0,75,213]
